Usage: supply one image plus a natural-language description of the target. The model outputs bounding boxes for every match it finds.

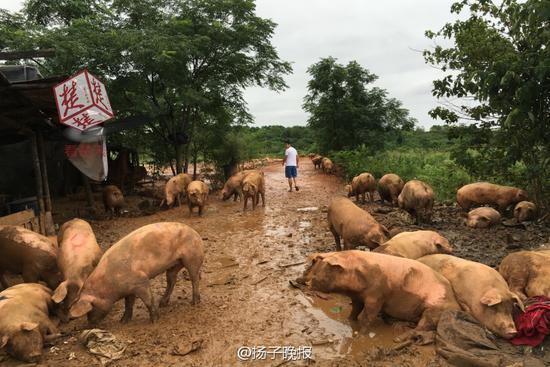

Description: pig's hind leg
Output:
[120,295,136,323]
[159,264,184,307]
[349,297,365,320]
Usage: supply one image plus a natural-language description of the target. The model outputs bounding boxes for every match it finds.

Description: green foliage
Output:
[303,57,416,154]
[237,125,315,158]
[424,0,550,209]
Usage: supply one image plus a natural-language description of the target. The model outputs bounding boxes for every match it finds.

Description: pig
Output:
[297,251,460,339]
[160,173,192,208]
[327,197,389,251]
[378,173,404,206]
[373,230,452,259]
[499,250,550,301]
[221,170,262,201]
[0,225,61,290]
[322,157,334,174]
[69,222,204,324]
[418,254,522,339]
[52,219,102,322]
[242,171,266,211]
[514,201,537,222]
[102,185,124,216]
[456,182,528,211]
[347,173,376,203]
[466,207,501,228]
[0,283,59,362]
[186,180,209,216]
[312,155,323,169]
[398,180,434,224]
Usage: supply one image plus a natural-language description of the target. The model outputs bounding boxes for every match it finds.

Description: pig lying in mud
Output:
[328,197,389,250]
[187,180,209,216]
[102,185,124,216]
[457,182,528,211]
[346,172,376,203]
[499,250,550,301]
[0,283,59,362]
[418,254,522,339]
[221,170,262,201]
[0,225,61,290]
[161,173,193,208]
[52,219,102,321]
[373,230,452,259]
[69,222,204,324]
[297,251,460,339]
[311,155,323,169]
[322,157,334,174]
[398,180,434,224]
[514,201,537,222]
[466,207,501,228]
[242,171,266,211]
[378,173,404,206]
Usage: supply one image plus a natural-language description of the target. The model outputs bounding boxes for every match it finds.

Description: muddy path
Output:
[2,160,550,366]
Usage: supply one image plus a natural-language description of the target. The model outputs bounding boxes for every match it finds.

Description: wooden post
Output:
[82,173,95,208]
[30,134,46,234]
[37,132,55,235]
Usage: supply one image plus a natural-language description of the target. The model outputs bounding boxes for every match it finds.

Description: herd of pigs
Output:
[0,156,547,363]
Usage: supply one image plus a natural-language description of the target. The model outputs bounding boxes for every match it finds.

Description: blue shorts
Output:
[285,166,297,178]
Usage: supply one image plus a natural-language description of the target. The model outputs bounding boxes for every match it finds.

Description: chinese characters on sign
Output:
[64,143,104,159]
[53,69,114,131]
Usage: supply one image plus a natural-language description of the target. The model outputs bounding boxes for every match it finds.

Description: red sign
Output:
[53,69,114,131]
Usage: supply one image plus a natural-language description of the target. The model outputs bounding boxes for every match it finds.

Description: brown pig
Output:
[322,157,334,174]
[327,197,389,250]
[69,222,204,324]
[0,283,59,362]
[312,155,323,169]
[398,180,434,224]
[347,173,376,203]
[0,226,61,290]
[52,219,102,321]
[378,173,404,206]
[161,173,192,208]
[456,182,528,211]
[514,201,537,222]
[242,171,266,211]
[466,207,501,228]
[418,254,522,339]
[373,230,452,259]
[221,170,262,201]
[499,250,550,301]
[297,251,460,339]
[102,185,124,216]
[186,181,209,216]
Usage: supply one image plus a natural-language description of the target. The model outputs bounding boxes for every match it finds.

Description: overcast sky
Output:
[0,0,457,128]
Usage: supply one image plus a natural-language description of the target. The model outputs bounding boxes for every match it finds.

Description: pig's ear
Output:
[52,281,68,303]
[381,225,390,238]
[307,252,326,264]
[511,292,525,312]
[69,299,93,318]
[0,335,8,348]
[20,322,39,331]
[480,288,502,306]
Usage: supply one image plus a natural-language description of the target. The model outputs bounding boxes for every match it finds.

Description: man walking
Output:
[282,141,299,192]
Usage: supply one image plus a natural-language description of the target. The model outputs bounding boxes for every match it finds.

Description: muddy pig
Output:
[69,222,204,324]
[373,230,452,259]
[378,173,404,206]
[418,254,522,339]
[242,171,266,211]
[328,197,389,250]
[102,185,124,216]
[514,201,537,222]
[186,180,209,216]
[0,225,61,290]
[161,173,192,208]
[52,219,102,322]
[311,155,323,169]
[297,251,460,339]
[466,207,501,228]
[322,157,334,174]
[398,180,434,224]
[456,182,528,211]
[0,283,59,362]
[499,250,550,301]
[221,170,262,201]
[347,173,376,203]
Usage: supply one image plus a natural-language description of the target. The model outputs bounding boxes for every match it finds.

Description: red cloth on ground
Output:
[511,296,550,347]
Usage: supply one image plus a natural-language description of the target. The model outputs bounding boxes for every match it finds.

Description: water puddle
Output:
[265,226,290,237]
[213,256,239,268]
[299,221,311,229]
[297,207,318,212]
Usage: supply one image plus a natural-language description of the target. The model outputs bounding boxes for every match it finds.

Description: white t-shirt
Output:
[285,147,298,166]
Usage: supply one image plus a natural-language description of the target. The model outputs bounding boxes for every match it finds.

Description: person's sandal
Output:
[288,188,293,192]
[295,186,299,191]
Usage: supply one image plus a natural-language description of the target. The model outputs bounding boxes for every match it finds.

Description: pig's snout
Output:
[502,327,517,339]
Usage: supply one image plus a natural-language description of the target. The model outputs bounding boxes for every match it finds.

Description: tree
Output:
[424,0,550,209]
[303,57,416,154]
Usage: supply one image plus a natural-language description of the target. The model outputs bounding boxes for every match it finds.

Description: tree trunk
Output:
[192,148,198,180]
[175,144,184,174]
[184,143,190,173]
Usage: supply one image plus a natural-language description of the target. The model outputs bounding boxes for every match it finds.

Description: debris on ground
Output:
[79,329,127,366]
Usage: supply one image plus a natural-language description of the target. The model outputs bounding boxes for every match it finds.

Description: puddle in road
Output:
[265,226,290,237]
[299,221,311,229]
[214,256,239,268]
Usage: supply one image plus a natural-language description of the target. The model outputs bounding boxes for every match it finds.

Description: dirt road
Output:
[3,160,550,366]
